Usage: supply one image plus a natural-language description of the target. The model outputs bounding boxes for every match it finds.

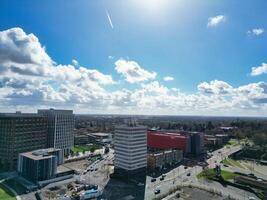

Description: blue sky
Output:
[0,0,267,116]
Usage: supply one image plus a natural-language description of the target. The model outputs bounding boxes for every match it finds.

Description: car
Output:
[162,174,166,178]
[184,166,188,169]
[154,189,160,195]
[223,164,228,167]
[94,168,98,171]
[248,173,255,177]
[151,178,156,182]
[159,176,164,181]
[187,173,191,176]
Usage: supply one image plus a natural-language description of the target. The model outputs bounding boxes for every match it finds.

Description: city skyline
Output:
[0,0,267,116]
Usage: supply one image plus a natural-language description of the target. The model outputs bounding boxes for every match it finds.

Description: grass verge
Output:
[197,169,238,181]
[72,144,100,154]
[222,159,245,169]
[0,183,16,200]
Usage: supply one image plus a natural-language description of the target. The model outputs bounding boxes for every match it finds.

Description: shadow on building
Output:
[101,175,146,200]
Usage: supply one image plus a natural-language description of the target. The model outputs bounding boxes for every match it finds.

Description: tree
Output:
[207,121,214,130]
[253,133,267,147]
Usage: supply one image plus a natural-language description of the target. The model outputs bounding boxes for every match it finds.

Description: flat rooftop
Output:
[89,132,110,137]
[0,112,43,118]
[20,148,60,160]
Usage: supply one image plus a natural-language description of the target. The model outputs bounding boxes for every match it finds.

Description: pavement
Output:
[144,144,260,200]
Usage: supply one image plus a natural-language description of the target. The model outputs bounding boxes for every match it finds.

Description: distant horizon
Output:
[2,110,266,119]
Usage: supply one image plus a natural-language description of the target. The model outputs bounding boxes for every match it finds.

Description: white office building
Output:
[38,109,74,155]
[114,122,147,177]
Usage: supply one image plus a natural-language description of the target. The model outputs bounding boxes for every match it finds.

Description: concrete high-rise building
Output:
[114,122,147,178]
[0,112,47,170]
[38,109,74,155]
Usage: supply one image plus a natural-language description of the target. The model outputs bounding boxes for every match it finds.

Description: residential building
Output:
[38,109,74,155]
[114,122,147,178]
[0,112,47,170]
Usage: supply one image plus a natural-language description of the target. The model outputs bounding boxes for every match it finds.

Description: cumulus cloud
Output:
[207,15,225,27]
[72,59,78,66]
[247,28,264,36]
[163,76,174,81]
[198,80,233,95]
[0,27,114,107]
[0,27,267,116]
[250,63,267,76]
[114,59,156,83]
[0,27,53,66]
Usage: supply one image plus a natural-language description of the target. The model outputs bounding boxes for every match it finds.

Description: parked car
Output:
[187,173,191,176]
[160,176,164,181]
[151,178,156,182]
[154,189,160,195]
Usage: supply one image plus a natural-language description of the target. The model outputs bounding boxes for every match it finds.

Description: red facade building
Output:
[147,131,190,153]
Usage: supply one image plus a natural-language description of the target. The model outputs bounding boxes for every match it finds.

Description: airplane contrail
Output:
[105,9,114,29]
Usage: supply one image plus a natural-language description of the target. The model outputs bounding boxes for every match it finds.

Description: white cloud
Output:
[163,76,174,81]
[0,27,53,66]
[198,80,233,95]
[247,28,264,36]
[207,15,225,27]
[114,59,157,83]
[106,10,114,29]
[72,59,78,66]
[0,27,114,107]
[1,27,267,116]
[251,63,267,76]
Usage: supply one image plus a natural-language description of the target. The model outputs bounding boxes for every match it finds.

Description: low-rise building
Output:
[17,148,72,183]
[215,134,229,144]
[74,134,89,145]
[88,132,113,144]
[147,149,183,171]
[204,135,223,146]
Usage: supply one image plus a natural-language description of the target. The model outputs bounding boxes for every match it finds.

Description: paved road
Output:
[79,149,114,190]
[144,145,259,200]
